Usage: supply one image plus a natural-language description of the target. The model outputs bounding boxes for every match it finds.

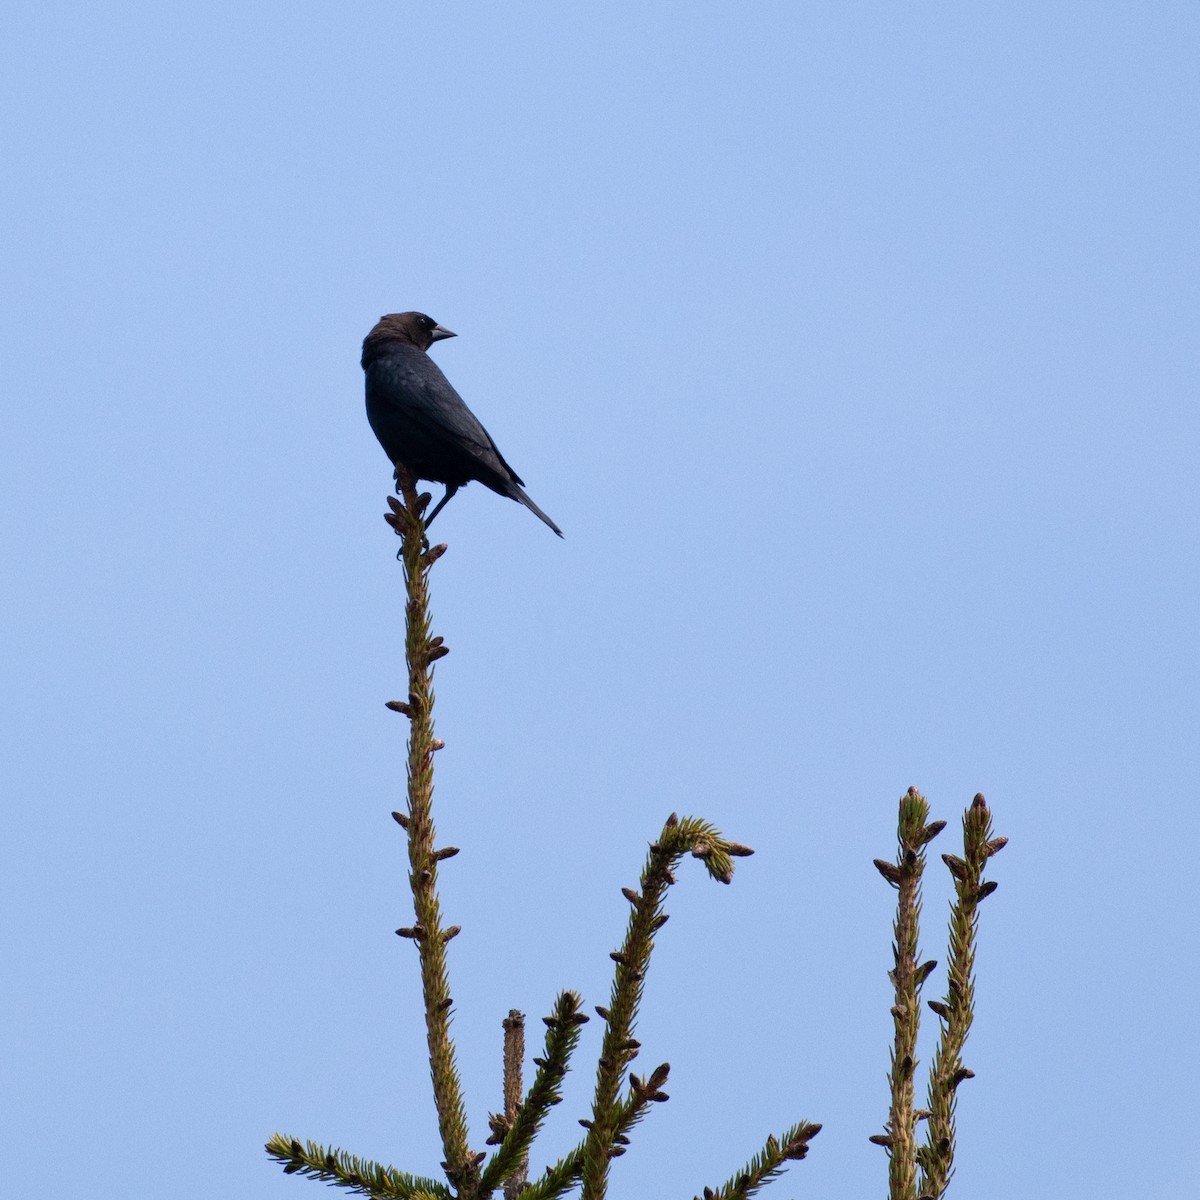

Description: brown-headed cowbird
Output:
[361,312,563,536]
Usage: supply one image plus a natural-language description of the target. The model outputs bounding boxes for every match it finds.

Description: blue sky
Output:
[3,4,1198,1197]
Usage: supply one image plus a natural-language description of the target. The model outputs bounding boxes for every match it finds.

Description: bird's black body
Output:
[362,312,562,536]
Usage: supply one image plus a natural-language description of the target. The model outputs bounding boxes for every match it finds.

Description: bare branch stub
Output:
[502,1009,528,1200]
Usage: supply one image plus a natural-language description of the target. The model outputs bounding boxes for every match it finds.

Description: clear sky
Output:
[3,4,1198,1198]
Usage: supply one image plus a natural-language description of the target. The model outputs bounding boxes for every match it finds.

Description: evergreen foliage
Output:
[267,473,1005,1198]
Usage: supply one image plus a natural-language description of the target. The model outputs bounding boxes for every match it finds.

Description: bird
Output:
[361,312,563,537]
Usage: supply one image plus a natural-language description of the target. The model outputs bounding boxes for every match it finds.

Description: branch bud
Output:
[941,853,968,880]
[874,858,903,885]
[920,820,947,844]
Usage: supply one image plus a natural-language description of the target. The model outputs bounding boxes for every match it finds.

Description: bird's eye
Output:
[420,315,434,328]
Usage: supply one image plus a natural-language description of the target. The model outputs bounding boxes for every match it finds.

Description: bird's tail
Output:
[510,484,564,537]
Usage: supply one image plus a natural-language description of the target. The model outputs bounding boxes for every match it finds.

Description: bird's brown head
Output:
[362,311,457,367]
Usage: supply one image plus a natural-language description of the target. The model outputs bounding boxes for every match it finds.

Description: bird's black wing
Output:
[367,347,524,487]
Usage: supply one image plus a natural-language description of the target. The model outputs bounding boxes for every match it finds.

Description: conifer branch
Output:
[480,992,588,1196]
[917,794,1005,1199]
[578,814,750,1200]
[264,1134,451,1199]
[386,469,475,1191]
[872,787,941,1200]
[691,1121,823,1200]
[500,1009,528,1200]
[519,1073,669,1200]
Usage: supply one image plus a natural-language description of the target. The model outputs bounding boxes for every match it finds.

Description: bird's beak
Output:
[430,324,457,342]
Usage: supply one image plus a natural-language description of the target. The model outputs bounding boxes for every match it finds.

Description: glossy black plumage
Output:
[361,312,562,536]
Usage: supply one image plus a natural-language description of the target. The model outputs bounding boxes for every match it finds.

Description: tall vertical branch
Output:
[873,788,944,1200]
[917,794,1006,1198]
[385,469,474,1193]
[501,1010,528,1200]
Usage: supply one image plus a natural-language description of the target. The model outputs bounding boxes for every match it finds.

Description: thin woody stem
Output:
[918,794,1005,1198]
[387,468,474,1193]
[874,788,939,1200]
[502,1010,528,1200]
[579,816,742,1200]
